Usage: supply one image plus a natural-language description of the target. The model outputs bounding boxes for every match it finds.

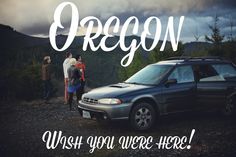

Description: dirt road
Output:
[0,97,236,157]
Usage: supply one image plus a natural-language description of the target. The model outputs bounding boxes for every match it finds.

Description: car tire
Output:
[129,102,156,131]
[222,97,235,116]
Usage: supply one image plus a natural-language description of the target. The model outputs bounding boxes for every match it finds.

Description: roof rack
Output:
[167,56,225,61]
[167,56,191,60]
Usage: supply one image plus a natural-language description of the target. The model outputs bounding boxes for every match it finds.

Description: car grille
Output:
[82,97,98,104]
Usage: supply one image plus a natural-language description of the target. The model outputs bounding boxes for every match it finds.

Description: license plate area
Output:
[82,110,91,119]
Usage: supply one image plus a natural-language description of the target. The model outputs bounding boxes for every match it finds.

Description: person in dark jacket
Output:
[67,58,81,110]
[42,56,52,101]
[75,54,86,102]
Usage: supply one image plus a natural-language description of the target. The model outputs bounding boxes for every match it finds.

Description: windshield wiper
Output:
[124,82,154,86]
[123,81,140,84]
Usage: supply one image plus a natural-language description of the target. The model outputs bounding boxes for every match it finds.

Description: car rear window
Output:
[194,64,236,82]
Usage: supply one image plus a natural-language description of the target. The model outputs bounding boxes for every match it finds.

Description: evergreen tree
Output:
[148,41,184,63]
[205,15,225,56]
[118,49,147,81]
[118,42,185,81]
[205,15,224,46]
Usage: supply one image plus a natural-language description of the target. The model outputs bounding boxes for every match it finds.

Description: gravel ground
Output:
[0,97,236,157]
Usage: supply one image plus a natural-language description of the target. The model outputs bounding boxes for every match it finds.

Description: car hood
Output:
[83,83,152,99]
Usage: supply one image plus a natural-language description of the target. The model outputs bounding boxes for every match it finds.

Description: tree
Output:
[118,49,147,81]
[205,15,225,56]
[118,42,184,82]
[148,41,184,63]
[193,27,201,42]
[228,16,235,42]
[205,15,224,46]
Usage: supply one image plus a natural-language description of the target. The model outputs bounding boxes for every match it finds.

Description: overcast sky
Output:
[0,0,236,42]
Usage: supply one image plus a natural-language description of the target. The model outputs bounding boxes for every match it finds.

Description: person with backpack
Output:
[75,54,86,102]
[67,58,81,111]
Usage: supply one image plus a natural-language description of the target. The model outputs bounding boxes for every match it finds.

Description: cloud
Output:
[0,0,235,42]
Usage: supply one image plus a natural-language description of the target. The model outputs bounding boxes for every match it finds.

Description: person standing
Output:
[75,54,86,102]
[67,58,81,111]
[42,56,52,101]
[63,52,72,104]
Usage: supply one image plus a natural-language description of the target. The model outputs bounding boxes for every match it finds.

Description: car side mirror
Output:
[165,78,177,87]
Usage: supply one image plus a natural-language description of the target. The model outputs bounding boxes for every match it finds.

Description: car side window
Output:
[194,64,236,82]
[212,64,236,79]
[168,65,194,83]
[193,64,219,82]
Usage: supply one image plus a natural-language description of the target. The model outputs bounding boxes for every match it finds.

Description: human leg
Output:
[64,78,69,103]
[76,81,85,101]
[68,92,74,110]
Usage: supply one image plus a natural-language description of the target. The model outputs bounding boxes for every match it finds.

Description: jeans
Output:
[68,92,74,110]
[64,78,69,103]
[43,80,52,100]
[68,81,85,110]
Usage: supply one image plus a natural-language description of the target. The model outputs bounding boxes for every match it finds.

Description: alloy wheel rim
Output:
[135,107,152,128]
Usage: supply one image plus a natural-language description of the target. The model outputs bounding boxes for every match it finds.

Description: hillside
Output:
[4,24,235,100]
[0,24,130,89]
[0,24,49,50]
[184,41,212,56]
[0,24,211,90]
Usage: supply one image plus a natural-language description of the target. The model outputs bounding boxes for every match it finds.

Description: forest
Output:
[0,15,235,101]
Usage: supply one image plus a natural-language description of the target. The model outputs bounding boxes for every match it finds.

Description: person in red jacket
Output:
[75,54,86,102]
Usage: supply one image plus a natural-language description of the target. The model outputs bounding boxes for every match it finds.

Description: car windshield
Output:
[125,64,173,85]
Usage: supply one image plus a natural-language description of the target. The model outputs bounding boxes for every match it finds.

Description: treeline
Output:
[0,45,61,100]
[191,15,236,61]
[1,15,235,101]
[0,44,124,101]
[0,61,42,100]
[118,42,184,81]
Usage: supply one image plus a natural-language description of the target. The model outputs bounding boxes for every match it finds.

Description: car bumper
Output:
[78,100,132,120]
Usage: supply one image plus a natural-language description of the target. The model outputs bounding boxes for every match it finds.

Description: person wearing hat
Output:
[42,56,52,101]
[67,58,81,110]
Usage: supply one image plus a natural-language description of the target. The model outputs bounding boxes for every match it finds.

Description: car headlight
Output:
[81,94,85,100]
[98,98,122,105]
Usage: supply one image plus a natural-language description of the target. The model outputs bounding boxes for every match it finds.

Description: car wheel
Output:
[130,102,156,131]
[222,98,235,116]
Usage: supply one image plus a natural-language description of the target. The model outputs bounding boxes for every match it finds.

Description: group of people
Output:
[41,53,86,111]
[63,52,86,110]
